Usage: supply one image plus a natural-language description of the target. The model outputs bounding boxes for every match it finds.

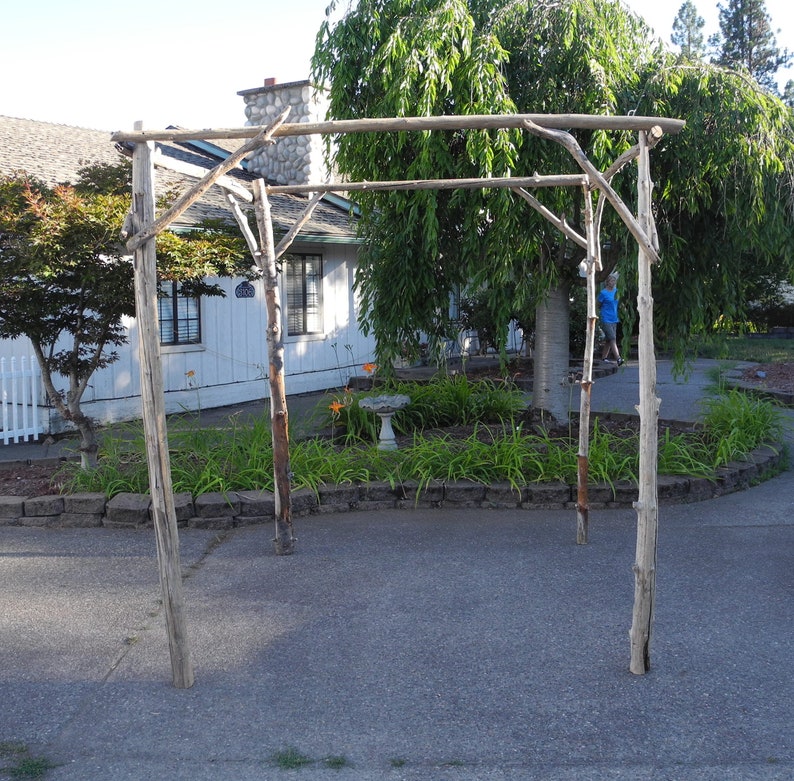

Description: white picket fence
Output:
[1,356,43,444]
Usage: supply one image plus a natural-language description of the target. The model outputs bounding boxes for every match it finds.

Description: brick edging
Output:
[0,442,784,529]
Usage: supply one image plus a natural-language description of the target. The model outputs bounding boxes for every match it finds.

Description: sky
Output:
[1,0,792,132]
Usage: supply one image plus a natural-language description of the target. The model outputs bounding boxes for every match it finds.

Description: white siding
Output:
[0,242,375,433]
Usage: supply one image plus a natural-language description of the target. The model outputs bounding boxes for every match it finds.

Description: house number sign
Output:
[235,281,256,299]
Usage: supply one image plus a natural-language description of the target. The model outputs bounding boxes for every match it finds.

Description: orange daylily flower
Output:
[329,400,345,414]
[362,362,377,374]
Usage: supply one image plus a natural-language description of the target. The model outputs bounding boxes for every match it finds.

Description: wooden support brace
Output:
[512,187,588,248]
[125,108,290,252]
[522,120,662,265]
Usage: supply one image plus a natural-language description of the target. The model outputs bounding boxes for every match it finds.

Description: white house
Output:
[0,80,377,437]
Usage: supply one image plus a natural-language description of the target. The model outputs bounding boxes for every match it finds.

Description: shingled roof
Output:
[0,115,358,243]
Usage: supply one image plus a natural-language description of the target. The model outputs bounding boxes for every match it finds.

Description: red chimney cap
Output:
[264,77,277,86]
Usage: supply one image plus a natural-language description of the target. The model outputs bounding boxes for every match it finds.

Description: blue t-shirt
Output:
[598,287,619,323]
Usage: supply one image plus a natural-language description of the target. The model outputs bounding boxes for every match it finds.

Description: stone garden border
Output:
[0,441,783,529]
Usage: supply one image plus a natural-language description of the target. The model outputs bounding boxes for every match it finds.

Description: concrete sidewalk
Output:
[1,358,793,778]
[2,481,793,779]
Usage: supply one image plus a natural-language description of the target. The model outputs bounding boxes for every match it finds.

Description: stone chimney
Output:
[237,78,328,186]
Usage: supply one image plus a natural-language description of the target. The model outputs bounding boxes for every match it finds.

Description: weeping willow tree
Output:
[313,0,519,370]
[631,62,794,353]
[312,0,663,420]
[313,0,794,421]
[488,0,660,420]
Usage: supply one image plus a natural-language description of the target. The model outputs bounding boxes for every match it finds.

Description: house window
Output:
[158,281,201,345]
[286,254,323,336]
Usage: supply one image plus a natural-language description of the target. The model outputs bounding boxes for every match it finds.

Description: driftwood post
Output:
[130,124,194,688]
[629,130,661,674]
[576,187,599,544]
[253,179,295,555]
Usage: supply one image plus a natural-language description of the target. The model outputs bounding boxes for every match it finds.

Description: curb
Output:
[0,442,784,529]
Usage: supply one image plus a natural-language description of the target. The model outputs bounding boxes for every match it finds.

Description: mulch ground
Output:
[0,460,70,497]
[740,362,794,393]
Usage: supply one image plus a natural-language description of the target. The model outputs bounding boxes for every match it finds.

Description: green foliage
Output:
[62,383,783,498]
[0,161,250,461]
[314,0,794,389]
[314,0,663,371]
[314,0,520,368]
[320,376,526,443]
[156,221,250,297]
[0,741,57,779]
[0,172,134,373]
[701,389,784,465]
[270,747,315,770]
[458,293,507,355]
[324,755,351,770]
[266,747,350,772]
[632,62,794,356]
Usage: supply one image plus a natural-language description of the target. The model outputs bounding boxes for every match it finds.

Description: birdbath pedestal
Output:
[358,394,411,450]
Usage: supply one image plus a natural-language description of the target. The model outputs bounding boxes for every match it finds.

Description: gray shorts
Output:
[601,321,617,341]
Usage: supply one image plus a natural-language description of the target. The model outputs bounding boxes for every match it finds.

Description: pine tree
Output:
[783,80,794,108]
[671,1,706,58]
[714,0,791,92]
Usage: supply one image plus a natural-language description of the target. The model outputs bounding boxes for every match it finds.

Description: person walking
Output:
[598,274,624,366]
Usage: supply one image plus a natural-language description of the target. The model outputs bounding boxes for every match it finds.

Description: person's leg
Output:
[601,322,619,362]
[613,324,623,365]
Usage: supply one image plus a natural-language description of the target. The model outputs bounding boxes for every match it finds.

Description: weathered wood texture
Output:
[513,187,588,248]
[117,109,682,674]
[576,187,598,545]
[253,179,295,555]
[130,128,194,689]
[266,174,588,195]
[629,131,661,675]
[150,148,253,203]
[111,113,685,143]
[125,108,290,253]
[522,120,663,265]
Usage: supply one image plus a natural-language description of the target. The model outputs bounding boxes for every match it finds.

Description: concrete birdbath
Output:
[358,394,411,450]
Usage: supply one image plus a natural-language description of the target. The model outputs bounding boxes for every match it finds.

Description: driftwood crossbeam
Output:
[266,174,589,194]
[119,111,683,687]
[111,112,685,143]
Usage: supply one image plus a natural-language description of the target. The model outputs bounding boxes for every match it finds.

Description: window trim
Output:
[285,253,324,337]
[158,280,202,346]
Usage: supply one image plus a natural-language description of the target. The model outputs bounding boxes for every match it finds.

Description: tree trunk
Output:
[532,282,571,424]
[70,410,98,470]
[30,343,99,469]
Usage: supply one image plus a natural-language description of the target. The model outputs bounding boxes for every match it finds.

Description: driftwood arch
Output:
[113,111,684,687]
